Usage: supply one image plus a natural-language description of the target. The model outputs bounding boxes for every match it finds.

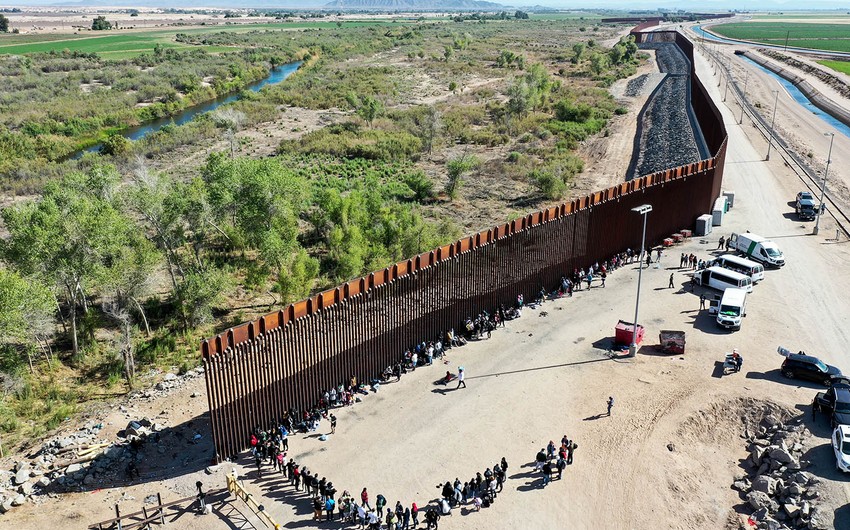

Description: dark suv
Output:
[781,353,842,385]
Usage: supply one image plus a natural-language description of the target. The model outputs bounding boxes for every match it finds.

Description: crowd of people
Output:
[237,246,639,526]
[534,436,579,487]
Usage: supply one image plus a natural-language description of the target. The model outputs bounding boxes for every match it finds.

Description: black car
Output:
[830,375,850,387]
[814,384,850,428]
[781,353,842,386]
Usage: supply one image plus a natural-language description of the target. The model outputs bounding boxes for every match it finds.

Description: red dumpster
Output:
[615,320,644,347]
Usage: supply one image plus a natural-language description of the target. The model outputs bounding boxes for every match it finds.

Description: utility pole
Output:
[739,70,749,125]
[766,90,779,161]
[813,133,835,235]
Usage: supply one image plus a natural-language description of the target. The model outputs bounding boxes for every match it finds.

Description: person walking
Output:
[600,270,607,288]
[361,487,371,510]
[330,413,337,434]
[699,294,706,310]
[556,455,566,479]
[645,251,652,267]
[668,273,674,289]
[456,367,466,389]
[717,235,725,250]
[411,503,419,528]
[567,440,578,465]
[607,396,614,416]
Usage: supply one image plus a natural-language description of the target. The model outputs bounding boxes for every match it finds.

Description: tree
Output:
[514,10,529,19]
[445,153,479,201]
[346,93,383,127]
[211,108,247,158]
[0,269,54,373]
[572,43,585,64]
[100,134,131,156]
[0,14,9,33]
[590,53,608,75]
[443,45,453,62]
[91,16,112,31]
[2,166,135,357]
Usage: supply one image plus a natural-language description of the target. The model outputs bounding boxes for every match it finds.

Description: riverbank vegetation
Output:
[0,17,643,449]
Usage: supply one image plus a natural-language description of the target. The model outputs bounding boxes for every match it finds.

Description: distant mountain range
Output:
[323,0,507,9]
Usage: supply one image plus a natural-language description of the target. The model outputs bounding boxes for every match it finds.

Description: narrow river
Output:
[78,60,302,156]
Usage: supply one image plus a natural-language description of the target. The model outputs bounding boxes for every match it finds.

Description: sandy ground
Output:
[5,31,850,530]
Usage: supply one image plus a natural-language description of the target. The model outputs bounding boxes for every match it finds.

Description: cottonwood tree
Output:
[2,166,131,357]
[0,269,54,373]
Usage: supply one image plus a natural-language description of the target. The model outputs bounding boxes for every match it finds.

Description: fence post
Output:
[157,492,165,525]
[115,505,122,530]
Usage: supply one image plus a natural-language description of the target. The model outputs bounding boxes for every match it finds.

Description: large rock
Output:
[13,468,29,485]
[788,482,804,497]
[18,482,33,495]
[125,421,148,437]
[11,494,25,506]
[83,474,95,486]
[747,491,778,512]
[750,446,766,466]
[784,503,801,518]
[770,447,796,465]
[163,373,178,382]
[0,497,14,513]
[36,476,51,488]
[732,480,751,492]
[752,475,777,495]
[66,463,83,474]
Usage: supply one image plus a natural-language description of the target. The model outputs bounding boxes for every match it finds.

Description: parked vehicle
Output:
[716,288,747,330]
[795,191,817,221]
[729,232,785,267]
[693,266,753,293]
[781,353,842,385]
[814,384,850,427]
[711,254,764,282]
[829,375,850,387]
[832,425,850,473]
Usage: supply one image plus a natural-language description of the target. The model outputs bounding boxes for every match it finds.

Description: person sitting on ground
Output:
[473,496,482,511]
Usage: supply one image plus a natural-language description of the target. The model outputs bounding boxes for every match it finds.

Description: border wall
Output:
[201,29,728,462]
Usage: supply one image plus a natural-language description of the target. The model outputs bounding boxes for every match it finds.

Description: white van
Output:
[712,254,765,282]
[694,266,753,293]
[716,288,747,330]
[730,232,785,267]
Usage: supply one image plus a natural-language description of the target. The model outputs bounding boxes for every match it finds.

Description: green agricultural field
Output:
[711,22,850,53]
[818,59,850,75]
[0,20,404,58]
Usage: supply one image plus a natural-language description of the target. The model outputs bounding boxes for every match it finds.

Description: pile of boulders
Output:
[733,414,827,530]
[0,415,168,516]
[129,366,204,402]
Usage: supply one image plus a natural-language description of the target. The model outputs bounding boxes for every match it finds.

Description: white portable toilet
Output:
[712,196,727,226]
[695,214,713,236]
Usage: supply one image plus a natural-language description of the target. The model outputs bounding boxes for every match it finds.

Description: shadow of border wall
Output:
[200,26,729,462]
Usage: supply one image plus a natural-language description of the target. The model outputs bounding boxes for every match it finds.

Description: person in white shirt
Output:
[456,367,466,389]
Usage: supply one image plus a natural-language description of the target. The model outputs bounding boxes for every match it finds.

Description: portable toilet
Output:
[723,191,735,209]
[712,196,727,226]
[695,214,713,236]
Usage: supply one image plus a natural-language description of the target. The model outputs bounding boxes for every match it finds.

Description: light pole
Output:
[629,204,652,357]
[739,70,749,124]
[813,132,835,235]
[766,90,779,161]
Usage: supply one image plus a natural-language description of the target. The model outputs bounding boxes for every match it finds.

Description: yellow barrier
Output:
[226,472,282,530]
